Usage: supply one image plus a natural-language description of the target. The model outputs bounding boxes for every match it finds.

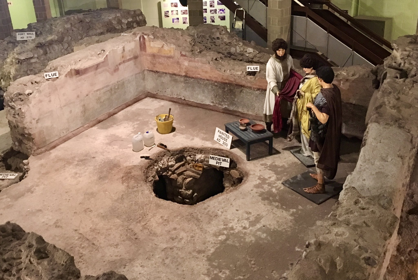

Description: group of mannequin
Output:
[263,38,342,194]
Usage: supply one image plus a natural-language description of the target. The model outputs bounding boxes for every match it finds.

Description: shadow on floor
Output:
[340,135,362,155]
[231,139,280,161]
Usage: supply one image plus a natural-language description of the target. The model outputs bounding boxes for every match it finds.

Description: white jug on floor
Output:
[132,132,144,152]
[143,130,155,147]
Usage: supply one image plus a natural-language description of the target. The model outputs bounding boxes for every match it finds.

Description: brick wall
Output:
[0,0,13,40]
[267,0,292,46]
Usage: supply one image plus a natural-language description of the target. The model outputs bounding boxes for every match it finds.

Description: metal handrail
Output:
[258,0,268,6]
[292,4,389,65]
[295,0,392,49]
[218,0,267,41]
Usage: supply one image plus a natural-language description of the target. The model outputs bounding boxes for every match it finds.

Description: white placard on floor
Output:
[214,127,232,149]
[0,173,18,180]
[209,155,230,168]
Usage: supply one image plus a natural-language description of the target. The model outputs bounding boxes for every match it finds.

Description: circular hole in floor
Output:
[145,148,244,205]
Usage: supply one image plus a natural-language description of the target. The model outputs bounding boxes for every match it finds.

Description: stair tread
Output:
[313,9,391,59]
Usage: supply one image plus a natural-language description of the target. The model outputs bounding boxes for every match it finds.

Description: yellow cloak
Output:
[296,77,321,138]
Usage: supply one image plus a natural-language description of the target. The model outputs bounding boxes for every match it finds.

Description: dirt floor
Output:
[0,97,359,280]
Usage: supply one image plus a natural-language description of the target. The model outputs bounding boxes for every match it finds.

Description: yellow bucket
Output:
[155,114,174,134]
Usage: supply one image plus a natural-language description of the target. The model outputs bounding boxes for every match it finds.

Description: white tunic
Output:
[263,55,294,117]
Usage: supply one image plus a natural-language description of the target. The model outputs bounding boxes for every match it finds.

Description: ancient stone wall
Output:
[333,65,375,139]
[2,10,417,280]
[283,35,418,280]
[385,156,418,280]
[0,9,146,91]
[4,25,271,156]
[5,34,145,155]
[0,222,128,280]
[4,22,375,156]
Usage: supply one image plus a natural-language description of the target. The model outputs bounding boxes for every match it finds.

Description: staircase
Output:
[218,0,267,42]
[291,0,392,66]
[219,0,392,66]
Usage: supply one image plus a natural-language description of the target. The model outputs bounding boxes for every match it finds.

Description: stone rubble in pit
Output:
[146,148,244,205]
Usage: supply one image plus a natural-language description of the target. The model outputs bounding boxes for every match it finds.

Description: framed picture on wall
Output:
[219,15,225,21]
[218,8,225,14]
[203,16,207,23]
[171,2,178,7]
[182,17,188,24]
[210,16,215,23]
[172,17,179,23]
[181,10,188,15]
[203,8,207,13]
[210,9,216,14]
[217,1,223,5]
[164,11,170,18]
[171,10,178,15]
[203,1,207,6]
[209,1,215,8]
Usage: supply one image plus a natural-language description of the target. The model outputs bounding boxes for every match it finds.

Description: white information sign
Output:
[246,65,260,72]
[44,71,59,79]
[16,32,36,41]
[0,173,18,180]
[26,32,35,40]
[214,127,232,149]
[16,33,26,41]
[209,155,230,168]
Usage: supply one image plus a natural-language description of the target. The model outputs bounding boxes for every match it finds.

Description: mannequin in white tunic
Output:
[263,38,294,132]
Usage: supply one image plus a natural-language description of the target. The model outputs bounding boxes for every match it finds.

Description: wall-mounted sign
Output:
[214,127,232,149]
[16,32,36,41]
[209,155,230,168]
[246,66,260,71]
[0,173,18,180]
[44,71,59,79]
[26,32,35,40]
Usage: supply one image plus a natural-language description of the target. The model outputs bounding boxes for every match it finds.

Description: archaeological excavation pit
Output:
[145,148,244,205]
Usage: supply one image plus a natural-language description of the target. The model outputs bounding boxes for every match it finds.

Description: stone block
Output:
[333,65,375,107]
[0,222,82,279]
[286,187,398,280]
[183,171,201,179]
[344,123,415,203]
[341,102,367,139]
[268,0,278,9]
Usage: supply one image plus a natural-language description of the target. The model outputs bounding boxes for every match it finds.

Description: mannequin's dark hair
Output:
[316,66,335,84]
[272,38,288,60]
[299,54,316,69]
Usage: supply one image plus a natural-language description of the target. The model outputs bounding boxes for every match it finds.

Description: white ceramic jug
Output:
[143,130,155,147]
[132,132,144,152]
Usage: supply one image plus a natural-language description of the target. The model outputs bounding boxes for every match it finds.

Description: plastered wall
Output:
[5,28,266,155]
[332,0,418,40]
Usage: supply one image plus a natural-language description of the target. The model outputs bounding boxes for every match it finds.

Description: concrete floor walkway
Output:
[0,98,358,280]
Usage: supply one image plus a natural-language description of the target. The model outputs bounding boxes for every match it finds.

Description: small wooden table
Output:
[224,120,273,161]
